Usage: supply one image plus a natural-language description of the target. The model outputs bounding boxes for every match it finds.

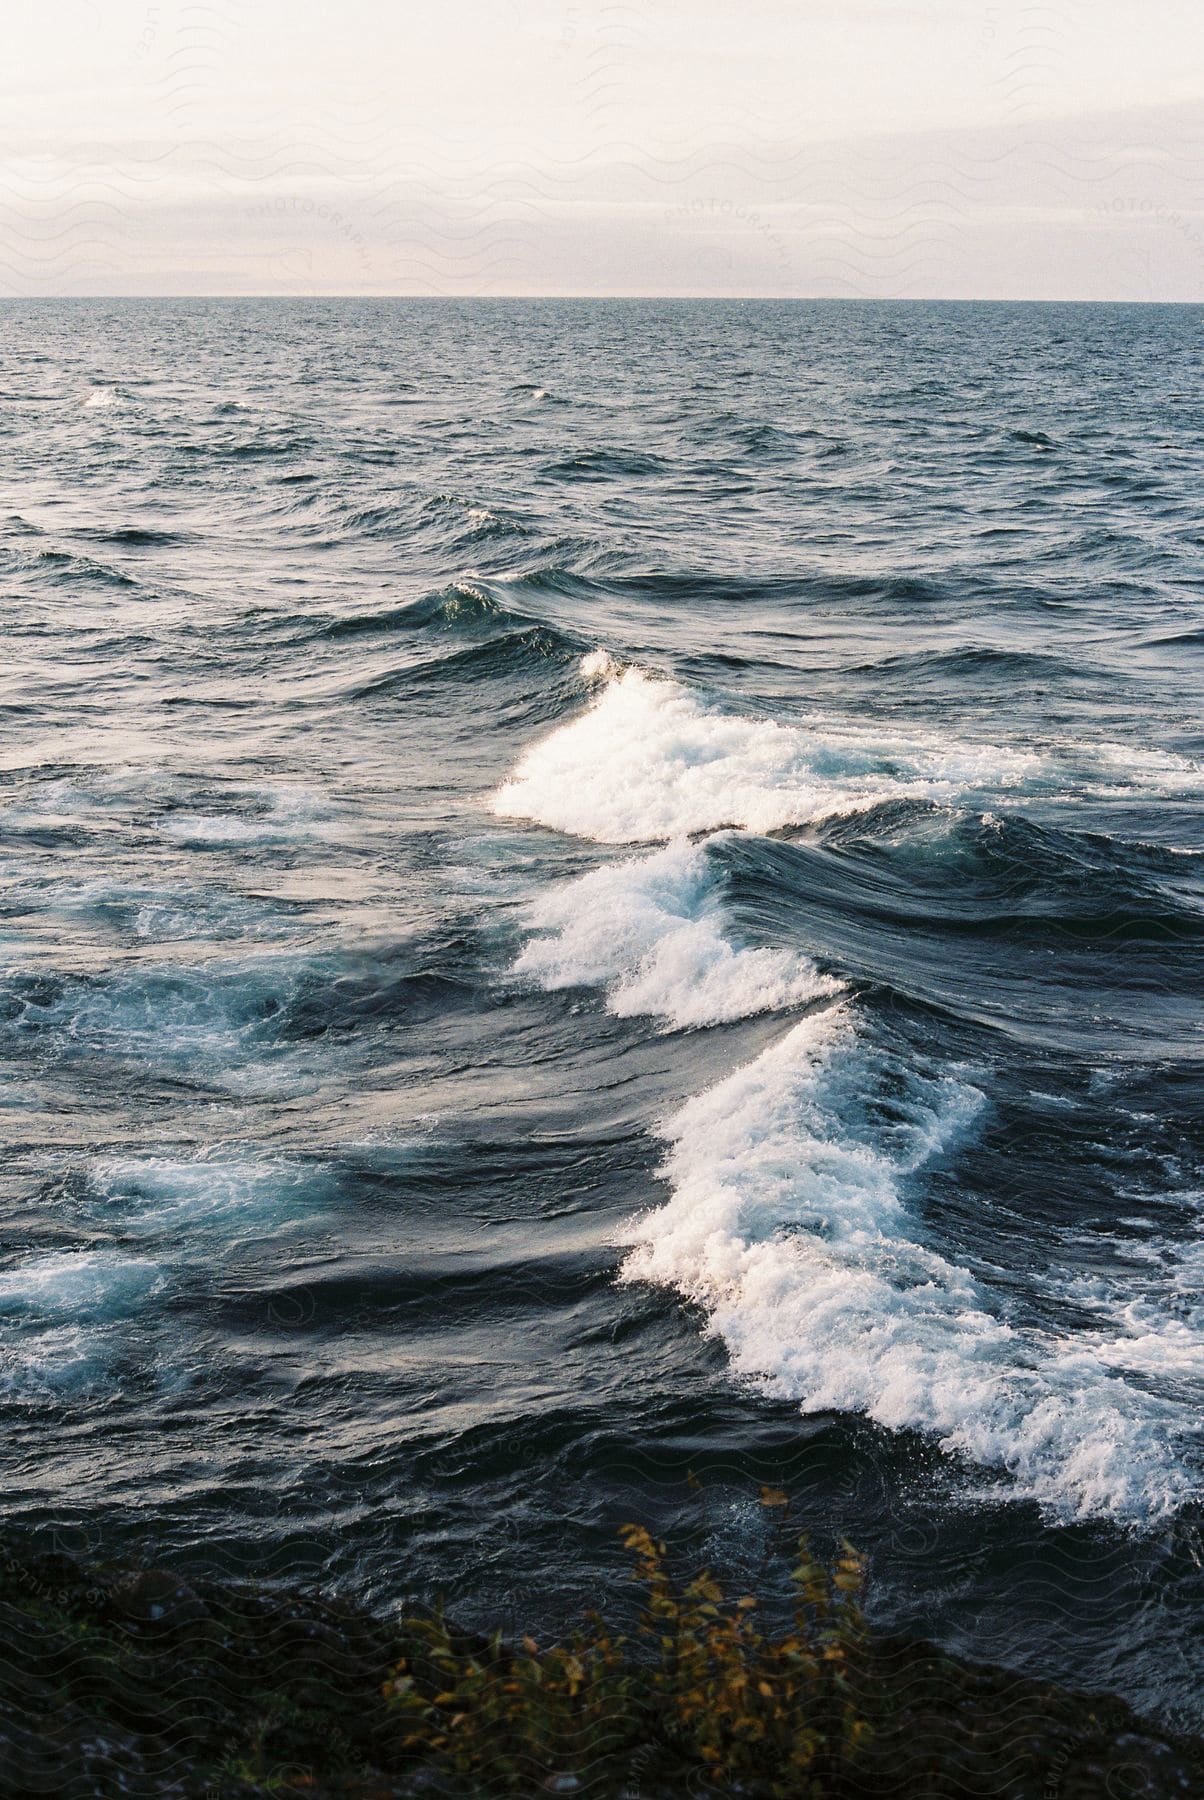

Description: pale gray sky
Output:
[4,0,1202,296]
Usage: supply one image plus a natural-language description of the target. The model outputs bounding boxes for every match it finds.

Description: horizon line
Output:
[1,293,1200,306]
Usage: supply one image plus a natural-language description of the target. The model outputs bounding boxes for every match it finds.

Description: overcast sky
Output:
[4,0,1202,297]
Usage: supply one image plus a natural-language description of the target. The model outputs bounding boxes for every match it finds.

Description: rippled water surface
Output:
[2,299,1201,1722]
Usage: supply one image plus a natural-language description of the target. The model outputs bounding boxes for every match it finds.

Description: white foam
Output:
[493,662,1038,843]
[160,815,300,847]
[621,1009,1195,1522]
[1091,743,1204,794]
[1,769,176,827]
[514,838,840,1029]
[82,387,117,409]
[29,966,271,1062]
[1045,1219,1204,1394]
[0,1324,110,1396]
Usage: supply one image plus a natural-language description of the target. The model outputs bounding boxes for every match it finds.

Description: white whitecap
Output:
[493,661,1038,844]
[621,1008,1195,1522]
[514,838,841,1030]
[580,647,621,684]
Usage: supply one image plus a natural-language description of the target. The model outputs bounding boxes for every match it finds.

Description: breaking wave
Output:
[514,837,841,1030]
[621,1008,1196,1523]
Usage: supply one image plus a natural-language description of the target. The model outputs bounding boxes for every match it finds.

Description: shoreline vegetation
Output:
[1,1498,1200,1798]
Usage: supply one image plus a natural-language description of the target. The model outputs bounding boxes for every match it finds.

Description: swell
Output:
[7,548,141,590]
[73,525,191,549]
[710,418,849,460]
[716,814,1204,948]
[582,570,952,612]
[277,572,597,648]
[302,581,529,645]
[842,645,1103,691]
[347,624,581,700]
[541,448,667,481]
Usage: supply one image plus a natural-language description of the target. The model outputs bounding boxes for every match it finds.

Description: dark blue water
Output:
[1,299,1201,1725]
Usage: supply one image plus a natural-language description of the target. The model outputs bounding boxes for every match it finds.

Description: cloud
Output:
[0,0,1200,296]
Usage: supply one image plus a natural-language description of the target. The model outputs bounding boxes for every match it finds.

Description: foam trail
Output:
[515,838,841,1029]
[87,1154,335,1237]
[493,661,1038,843]
[621,1007,1194,1522]
[160,784,336,847]
[0,1249,164,1319]
[0,1250,166,1398]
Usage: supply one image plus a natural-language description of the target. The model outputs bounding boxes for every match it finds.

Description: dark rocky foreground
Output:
[0,1543,1200,1798]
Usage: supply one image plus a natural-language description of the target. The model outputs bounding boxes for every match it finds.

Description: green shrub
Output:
[385,1494,871,1795]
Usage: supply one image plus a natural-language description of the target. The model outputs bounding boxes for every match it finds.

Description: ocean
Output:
[1,297,1201,1725]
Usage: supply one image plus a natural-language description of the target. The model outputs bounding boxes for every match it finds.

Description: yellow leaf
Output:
[759,1486,788,1508]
